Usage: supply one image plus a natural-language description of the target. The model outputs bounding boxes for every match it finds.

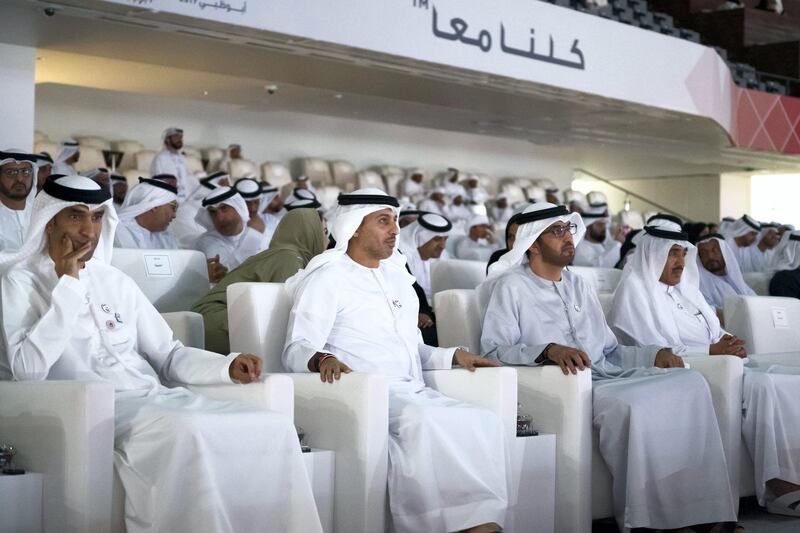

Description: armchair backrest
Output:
[112,248,210,312]
[227,282,290,372]
[568,266,622,294]
[742,271,771,296]
[433,289,482,353]
[725,295,800,354]
[430,259,487,296]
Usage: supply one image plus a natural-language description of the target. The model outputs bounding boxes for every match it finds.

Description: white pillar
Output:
[0,43,35,151]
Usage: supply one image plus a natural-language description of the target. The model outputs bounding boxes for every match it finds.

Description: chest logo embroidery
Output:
[101,304,111,314]
[114,313,124,324]
[574,305,581,312]
[105,320,116,330]
[392,299,402,309]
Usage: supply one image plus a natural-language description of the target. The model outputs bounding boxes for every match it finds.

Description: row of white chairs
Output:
[5,248,791,532]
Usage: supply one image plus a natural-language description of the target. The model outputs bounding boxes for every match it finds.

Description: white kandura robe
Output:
[114,219,182,250]
[283,254,508,533]
[0,201,33,252]
[490,205,513,225]
[698,271,755,310]
[573,238,621,268]
[194,226,265,271]
[0,254,321,533]
[454,236,498,262]
[150,150,191,201]
[610,278,800,506]
[479,265,737,531]
[731,242,767,273]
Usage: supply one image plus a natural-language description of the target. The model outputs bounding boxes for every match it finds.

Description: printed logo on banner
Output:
[144,254,174,278]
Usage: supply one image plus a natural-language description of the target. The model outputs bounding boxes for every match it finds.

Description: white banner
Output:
[106,0,734,136]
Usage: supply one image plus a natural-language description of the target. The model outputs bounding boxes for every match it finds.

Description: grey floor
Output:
[591,498,800,532]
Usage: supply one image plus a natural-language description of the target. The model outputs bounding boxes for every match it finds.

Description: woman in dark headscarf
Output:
[193,207,326,353]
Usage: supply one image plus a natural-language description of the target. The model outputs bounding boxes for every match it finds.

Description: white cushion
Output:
[297,157,333,186]
[74,147,107,173]
[261,162,292,187]
[356,170,385,191]
[228,158,258,180]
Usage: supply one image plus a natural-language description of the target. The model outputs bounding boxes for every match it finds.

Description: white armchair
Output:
[0,312,296,533]
[435,288,746,531]
[226,282,519,533]
[430,259,488,299]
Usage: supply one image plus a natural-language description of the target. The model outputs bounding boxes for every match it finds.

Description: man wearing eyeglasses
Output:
[478,202,738,532]
[0,149,38,252]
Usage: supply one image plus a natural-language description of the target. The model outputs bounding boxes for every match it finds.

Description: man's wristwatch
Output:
[535,343,555,364]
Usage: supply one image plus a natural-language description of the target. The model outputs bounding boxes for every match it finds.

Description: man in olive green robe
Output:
[192,208,326,352]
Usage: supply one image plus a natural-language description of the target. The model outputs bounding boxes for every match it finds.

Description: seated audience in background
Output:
[768,230,800,299]
[757,222,781,260]
[0,149,37,253]
[696,233,755,313]
[0,175,322,533]
[479,203,738,533]
[234,177,273,246]
[486,211,521,273]
[114,178,179,249]
[614,228,640,269]
[609,220,800,518]
[445,192,472,226]
[399,212,453,345]
[260,184,285,232]
[52,140,80,176]
[110,174,128,206]
[684,221,710,244]
[526,185,546,204]
[562,189,587,214]
[284,188,322,211]
[401,168,427,203]
[543,182,560,205]
[573,204,622,268]
[195,186,266,274]
[464,174,489,205]
[399,211,452,307]
[34,152,53,192]
[193,208,326,353]
[708,221,720,234]
[283,189,508,533]
[417,187,448,216]
[442,167,465,199]
[81,167,111,192]
[170,171,229,248]
[490,194,513,224]
[454,215,498,261]
[722,215,764,272]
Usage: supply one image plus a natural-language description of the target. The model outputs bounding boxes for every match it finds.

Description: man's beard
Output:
[589,228,606,242]
[704,260,725,276]
[0,181,32,201]
[542,242,575,267]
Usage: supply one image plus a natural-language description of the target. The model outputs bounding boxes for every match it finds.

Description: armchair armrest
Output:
[187,374,294,418]
[516,366,593,533]
[289,372,390,533]
[746,351,800,369]
[683,355,745,504]
[0,380,115,533]
[161,311,205,349]
[423,367,518,441]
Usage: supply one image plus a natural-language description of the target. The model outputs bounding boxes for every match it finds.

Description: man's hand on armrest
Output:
[535,344,591,375]
[229,354,262,383]
[654,348,684,369]
[452,349,501,372]
[307,352,352,383]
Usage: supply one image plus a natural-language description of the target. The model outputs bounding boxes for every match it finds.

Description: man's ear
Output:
[44,219,55,236]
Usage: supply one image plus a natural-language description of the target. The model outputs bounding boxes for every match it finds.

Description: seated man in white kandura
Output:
[479,202,738,532]
[0,175,322,533]
[283,188,509,533]
[114,177,180,249]
[609,219,800,519]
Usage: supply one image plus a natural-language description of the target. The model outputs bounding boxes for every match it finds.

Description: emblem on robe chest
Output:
[392,299,402,309]
[101,304,111,314]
